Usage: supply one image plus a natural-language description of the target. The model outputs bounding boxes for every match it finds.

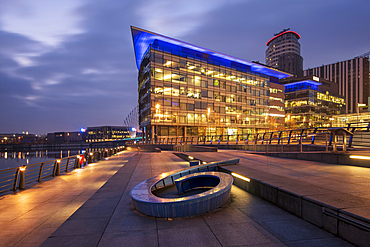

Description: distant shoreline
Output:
[0,140,126,151]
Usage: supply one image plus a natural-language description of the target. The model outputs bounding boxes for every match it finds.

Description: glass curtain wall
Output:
[139,45,271,141]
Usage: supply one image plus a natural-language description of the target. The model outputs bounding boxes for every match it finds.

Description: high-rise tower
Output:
[266,28,303,77]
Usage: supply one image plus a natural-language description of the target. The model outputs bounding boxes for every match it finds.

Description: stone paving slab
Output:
[0,150,357,247]
[38,151,353,247]
[0,151,135,247]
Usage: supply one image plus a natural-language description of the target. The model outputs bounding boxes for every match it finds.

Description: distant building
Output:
[86,126,132,142]
[46,132,84,143]
[266,28,303,77]
[268,82,285,128]
[304,55,369,114]
[280,75,345,127]
[0,133,42,144]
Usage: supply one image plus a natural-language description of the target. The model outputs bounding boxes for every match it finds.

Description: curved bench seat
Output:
[130,159,237,218]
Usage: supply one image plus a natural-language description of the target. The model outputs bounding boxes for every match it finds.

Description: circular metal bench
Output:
[130,165,234,217]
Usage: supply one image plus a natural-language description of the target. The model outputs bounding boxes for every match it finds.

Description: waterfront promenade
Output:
[0,150,363,246]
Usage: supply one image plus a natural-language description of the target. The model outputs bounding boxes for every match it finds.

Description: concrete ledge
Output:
[217,165,370,247]
[260,181,278,204]
[253,151,370,168]
[277,188,301,217]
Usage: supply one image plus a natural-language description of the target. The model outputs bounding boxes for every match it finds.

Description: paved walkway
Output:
[186,150,370,221]
[40,151,352,247]
[0,151,135,247]
[0,150,358,246]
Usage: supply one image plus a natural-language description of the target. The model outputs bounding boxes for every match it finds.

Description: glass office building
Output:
[131,26,292,142]
[280,76,345,128]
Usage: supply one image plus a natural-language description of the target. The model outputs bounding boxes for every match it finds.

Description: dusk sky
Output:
[0,0,369,135]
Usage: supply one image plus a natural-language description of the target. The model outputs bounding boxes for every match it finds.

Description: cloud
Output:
[0,0,369,134]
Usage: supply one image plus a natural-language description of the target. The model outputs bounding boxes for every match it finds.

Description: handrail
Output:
[138,126,358,147]
[0,146,125,194]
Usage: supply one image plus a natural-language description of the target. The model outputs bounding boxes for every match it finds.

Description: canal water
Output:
[0,150,88,170]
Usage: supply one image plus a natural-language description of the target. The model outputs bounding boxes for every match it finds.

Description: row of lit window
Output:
[152,52,269,85]
[151,86,267,102]
[151,112,268,124]
[317,92,345,104]
[151,65,268,88]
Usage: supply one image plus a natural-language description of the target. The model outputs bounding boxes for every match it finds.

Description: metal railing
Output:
[138,124,368,149]
[0,146,125,194]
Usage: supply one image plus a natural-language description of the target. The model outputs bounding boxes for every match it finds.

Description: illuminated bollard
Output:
[55,159,61,176]
[19,166,26,190]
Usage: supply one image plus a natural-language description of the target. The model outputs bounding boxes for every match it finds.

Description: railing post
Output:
[333,134,338,152]
[281,137,284,152]
[278,131,282,144]
[254,135,257,152]
[38,162,44,182]
[19,166,26,190]
[288,130,292,144]
[266,138,269,153]
[65,158,70,172]
[13,168,20,191]
[269,132,273,145]
[300,136,303,153]
[343,132,347,152]
[325,133,328,152]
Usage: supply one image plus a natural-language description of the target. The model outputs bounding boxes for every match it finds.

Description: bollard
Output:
[75,156,80,169]
[19,166,26,190]
[55,160,61,176]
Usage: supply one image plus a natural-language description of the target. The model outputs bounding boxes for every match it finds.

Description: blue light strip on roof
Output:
[131,26,292,79]
[283,80,322,87]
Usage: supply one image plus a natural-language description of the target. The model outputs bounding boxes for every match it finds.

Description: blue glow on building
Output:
[131,26,292,79]
[284,80,322,92]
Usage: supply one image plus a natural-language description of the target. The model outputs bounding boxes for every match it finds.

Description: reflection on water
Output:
[0,149,102,170]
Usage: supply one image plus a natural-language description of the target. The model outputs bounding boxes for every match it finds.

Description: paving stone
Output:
[98,230,158,247]
[158,226,222,247]
[40,234,101,247]
[50,217,110,236]
[209,222,281,246]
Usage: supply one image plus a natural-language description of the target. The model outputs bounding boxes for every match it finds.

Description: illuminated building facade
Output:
[131,27,291,142]
[86,126,131,142]
[280,76,345,127]
[266,29,303,77]
[268,82,285,128]
[304,55,369,114]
